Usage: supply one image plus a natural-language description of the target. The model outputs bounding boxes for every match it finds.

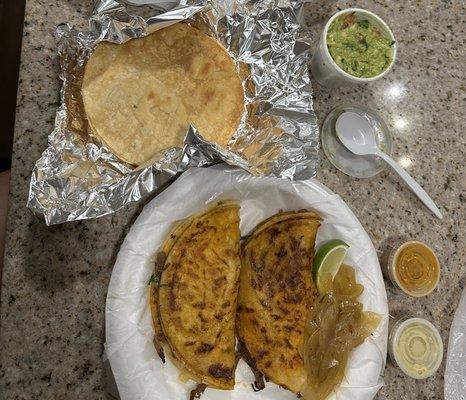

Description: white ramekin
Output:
[310,8,397,88]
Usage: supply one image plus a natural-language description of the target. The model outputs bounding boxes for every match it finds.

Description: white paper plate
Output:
[105,166,388,400]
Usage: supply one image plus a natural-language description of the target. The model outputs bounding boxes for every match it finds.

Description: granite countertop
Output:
[0,0,464,399]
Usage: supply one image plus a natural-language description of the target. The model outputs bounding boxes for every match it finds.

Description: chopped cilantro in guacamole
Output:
[327,12,394,78]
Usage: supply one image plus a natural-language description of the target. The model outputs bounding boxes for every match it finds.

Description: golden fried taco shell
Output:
[237,210,322,394]
[153,201,241,390]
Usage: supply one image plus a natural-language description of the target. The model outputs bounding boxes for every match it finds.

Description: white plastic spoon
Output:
[336,111,443,219]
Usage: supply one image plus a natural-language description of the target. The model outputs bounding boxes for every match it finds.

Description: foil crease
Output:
[27,0,319,225]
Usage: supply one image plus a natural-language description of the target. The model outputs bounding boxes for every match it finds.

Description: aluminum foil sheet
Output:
[27,0,319,225]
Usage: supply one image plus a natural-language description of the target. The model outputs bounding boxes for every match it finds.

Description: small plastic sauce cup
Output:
[310,8,396,88]
[382,240,440,297]
[388,316,443,379]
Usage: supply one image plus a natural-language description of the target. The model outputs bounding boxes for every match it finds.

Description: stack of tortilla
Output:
[82,23,244,166]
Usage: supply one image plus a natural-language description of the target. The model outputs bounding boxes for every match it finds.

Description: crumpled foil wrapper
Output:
[27,0,319,225]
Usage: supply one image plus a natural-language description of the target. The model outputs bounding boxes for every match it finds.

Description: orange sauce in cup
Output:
[392,241,440,297]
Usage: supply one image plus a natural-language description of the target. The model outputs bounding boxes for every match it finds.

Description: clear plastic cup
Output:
[321,103,393,178]
[382,240,440,297]
[311,8,396,88]
[388,315,443,379]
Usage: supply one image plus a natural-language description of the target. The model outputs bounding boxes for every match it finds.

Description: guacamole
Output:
[327,13,394,78]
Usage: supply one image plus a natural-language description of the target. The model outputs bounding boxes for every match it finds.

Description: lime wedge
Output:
[313,239,349,292]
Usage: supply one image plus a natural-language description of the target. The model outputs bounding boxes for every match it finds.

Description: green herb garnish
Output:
[358,19,370,29]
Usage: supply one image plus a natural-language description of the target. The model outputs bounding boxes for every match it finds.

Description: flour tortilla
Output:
[82,23,244,166]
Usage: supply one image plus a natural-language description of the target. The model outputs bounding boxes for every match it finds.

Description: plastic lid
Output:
[391,241,440,297]
[390,317,443,379]
[321,104,393,178]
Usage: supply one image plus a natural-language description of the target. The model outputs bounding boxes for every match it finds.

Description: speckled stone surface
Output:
[0,0,464,399]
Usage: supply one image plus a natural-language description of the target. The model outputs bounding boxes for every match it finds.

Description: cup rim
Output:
[322,8,397,82]
[390,240,440,297]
